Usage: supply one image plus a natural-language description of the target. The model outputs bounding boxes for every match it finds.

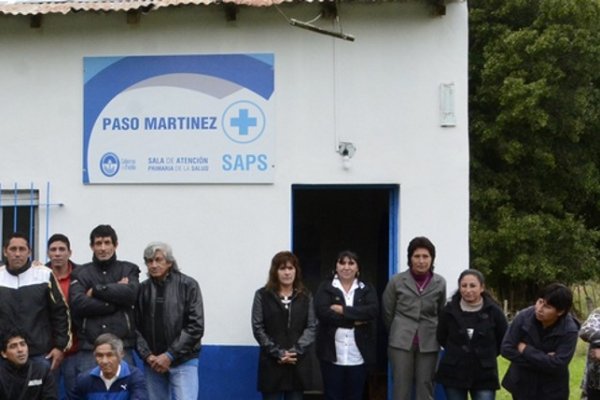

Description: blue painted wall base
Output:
[196,344,447,400]
[198,345,261,400]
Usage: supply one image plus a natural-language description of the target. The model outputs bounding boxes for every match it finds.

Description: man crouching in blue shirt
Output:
[71,333,147,399]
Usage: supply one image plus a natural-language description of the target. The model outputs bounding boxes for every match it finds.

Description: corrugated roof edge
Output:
[0,0,449,16]
[0,0,323,15]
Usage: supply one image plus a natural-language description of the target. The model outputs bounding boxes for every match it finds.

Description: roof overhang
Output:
[0,0,449,16]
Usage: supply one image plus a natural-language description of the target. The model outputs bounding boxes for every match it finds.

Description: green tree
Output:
[469,0,600,310]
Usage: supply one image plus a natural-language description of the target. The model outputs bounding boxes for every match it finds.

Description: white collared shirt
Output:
[332,277,364,366]
[100,364,121,390]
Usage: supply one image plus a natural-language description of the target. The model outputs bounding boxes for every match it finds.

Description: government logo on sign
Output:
[100,153,120,177]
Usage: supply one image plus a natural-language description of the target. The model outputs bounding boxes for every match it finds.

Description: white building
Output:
[0,0,468,397]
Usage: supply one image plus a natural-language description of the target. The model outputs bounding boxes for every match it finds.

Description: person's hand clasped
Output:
[147,353,172,373]
[279,351,297,365]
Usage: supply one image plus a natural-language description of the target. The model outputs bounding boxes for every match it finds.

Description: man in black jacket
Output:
[0,328,57,400]
[501,283,579,400]
[0,232,70,372]
[136,241,204,400]
[69,225,140,384]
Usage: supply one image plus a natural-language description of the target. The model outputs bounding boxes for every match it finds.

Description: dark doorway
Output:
[292,184,399,400]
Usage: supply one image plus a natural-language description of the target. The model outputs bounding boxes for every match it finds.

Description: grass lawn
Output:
[495,339,587,400]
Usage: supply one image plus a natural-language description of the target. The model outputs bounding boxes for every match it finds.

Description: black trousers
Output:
[320,361,367,400]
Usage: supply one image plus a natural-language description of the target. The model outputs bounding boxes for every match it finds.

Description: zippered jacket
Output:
[501,305,579,400]
[135,270,204,366]
[314,278,379,365]
[436,293,508,390]
[0,263,70,356]
[0,358,57,400]
[70,257,140,350]
[71,361,148,400]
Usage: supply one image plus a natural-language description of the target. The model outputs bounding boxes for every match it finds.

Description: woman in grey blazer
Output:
[382,236,447,400]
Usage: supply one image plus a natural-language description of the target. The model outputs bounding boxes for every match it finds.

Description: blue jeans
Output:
[60,353,79,400]
[262,391,303,400]
[444,387,495,400]
[145,358,199,400]
[34,353,82,400]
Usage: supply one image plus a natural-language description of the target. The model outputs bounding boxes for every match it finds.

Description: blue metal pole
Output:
[12,183,18,232]
[29,183,34,261]
[387,187,399,400]
[45,182,50,263]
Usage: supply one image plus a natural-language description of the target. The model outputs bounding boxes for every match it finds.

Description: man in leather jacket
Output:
[136,241,204,400]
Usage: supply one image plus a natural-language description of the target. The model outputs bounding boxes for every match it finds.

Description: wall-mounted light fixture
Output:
[439,82,456,127]
[337,142,356,170]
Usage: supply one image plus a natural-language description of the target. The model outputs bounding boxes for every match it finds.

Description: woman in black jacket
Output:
[251,251,317,400]
[314,250,379,400]
[436,269,508,400]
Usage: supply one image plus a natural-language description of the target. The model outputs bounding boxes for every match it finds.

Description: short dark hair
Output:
[0,327,29,352]
[89,225,118,246]
[3,232,30,250]
[336,250,360,269]
[407,236,436,270]
[47,233,71,250]
[538,283,573,314]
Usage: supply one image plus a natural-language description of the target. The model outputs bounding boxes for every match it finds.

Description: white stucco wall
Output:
[0,1,468,345]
